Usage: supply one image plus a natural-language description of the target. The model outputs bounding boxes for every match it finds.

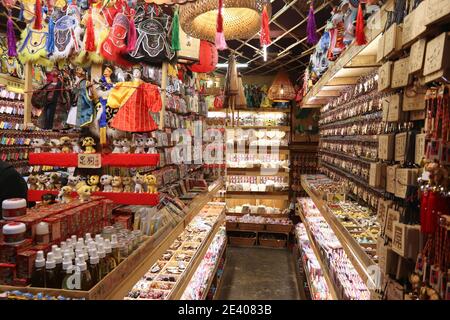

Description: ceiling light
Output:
[216,63,249,68]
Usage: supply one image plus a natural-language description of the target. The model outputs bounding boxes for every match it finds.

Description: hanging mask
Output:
[100,13,132,67]
[51,14,82,60]
[18,24,52,67]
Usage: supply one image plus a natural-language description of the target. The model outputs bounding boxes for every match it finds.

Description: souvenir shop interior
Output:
[0,0,449,301]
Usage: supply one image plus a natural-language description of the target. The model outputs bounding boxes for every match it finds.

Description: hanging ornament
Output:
[355,1,367,45]
[34,0,43,30]
[215,0,227,50]
[171,7,181,51]
[127,9,137,52]
[85,9,96,52]
[6,15,18,57]
[306,4,318,45]
[189,40,218,73]
[260,4,270,61]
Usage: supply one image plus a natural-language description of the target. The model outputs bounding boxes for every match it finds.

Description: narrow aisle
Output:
[216,247,301,300]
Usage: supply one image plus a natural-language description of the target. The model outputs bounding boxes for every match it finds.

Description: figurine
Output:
[111,176,123,192]
[40,193,56,206]
[100,174,113,192]
[145,174,157,194]
[31,138,45,153]
[87,175,100,192]
[28,173,38,190]
[58,186,73,203]
[67,175,81,188]
[112,139,122,153]
[72,138,82,153]
[48,173,60,190]
[77,185,92,202]
[37,174,49,190]
[50,139,61,153]
[146,137,157,154]
[133,172,146,193]
[121,138,132,153]
[81,137,96,154]
[133,134,146,153]
[122,176,134,192]
[60,136,72,153]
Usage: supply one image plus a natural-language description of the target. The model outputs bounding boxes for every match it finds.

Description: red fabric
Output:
[34,0,42,30]
[110,83,162,132]
[29,153,78,167]
[355,3,367,45]
[28,153,159,167]
[189,41,218,73]
[260,5,271,46]
[85,10,96,52]
[420,191,431,233]
[217,0,224,33]
[100,12,133,67]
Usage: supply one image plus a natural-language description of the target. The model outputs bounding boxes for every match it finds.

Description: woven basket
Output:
[179,0,270,41]
[268,71,296,101]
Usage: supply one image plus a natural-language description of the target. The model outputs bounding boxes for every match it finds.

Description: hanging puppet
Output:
[49,8,82,61]
[66,66,96,127]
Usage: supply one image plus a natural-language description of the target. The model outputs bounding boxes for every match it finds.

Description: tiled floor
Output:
[216,246,301,300]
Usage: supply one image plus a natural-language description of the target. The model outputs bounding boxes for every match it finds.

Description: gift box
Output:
[15,250,36,279]
[403,85,426,111]
[0,239,32,264]
[386,165,398,194]
[0,263,15,285]
[402,2,427,48]
[42,216,61,243]
[385,208,400,240]
[382,94,402,122]
[395,132,408,163]
[415,133,427,165]
[369,162,386,189]
[31,243,51,255]
[378,61,393,92]
[424,0,450,26]
[13,215,42,239]
[424,32,450,76]
[383,23,403,59]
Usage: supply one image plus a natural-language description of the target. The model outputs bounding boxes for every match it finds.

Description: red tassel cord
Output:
[355,2,367,45]
[34,0,43,30]
[260,5,270,60]
[420,190,431,234]
[215,0,227,50]
[127,9,137,52]
[85,9,96,52]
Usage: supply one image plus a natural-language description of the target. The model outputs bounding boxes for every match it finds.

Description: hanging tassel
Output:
[85,9,96,52]
[34,0,43,30]
[306,4,318,45]
[355,2,367,45]
[260,5,271,47]
[6,16,17,57]
[127,9,137,52]
[171,8,181,51]
[46,16,55,54]
[215,0,227,50]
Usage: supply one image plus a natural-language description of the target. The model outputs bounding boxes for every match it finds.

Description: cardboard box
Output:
[43,216,61,242]
[0,239,32,264]
[0,263,16,285]
[15,250,36,279]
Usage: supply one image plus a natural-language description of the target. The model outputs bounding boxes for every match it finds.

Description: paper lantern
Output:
[268,71,296,101]
[179,0,270,42]
[188,40,218,73]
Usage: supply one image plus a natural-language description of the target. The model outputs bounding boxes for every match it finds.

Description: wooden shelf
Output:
[234,108,291,113]
[226,167,289,176]
[225,212,289,218]
[226,126,290,131]
[300,176,377,288]
[200,238,227,300]
[225,191,289,199]
[226,228,290,235]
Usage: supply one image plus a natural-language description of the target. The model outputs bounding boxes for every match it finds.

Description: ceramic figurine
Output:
[58,186,73,203]
[121,138,132,153]
[60,136,72,153]
[133,134,146,153]
[145,174,157,194]
[81,137,96,154]
[37,174,49,190]
[146,137,157,154]
[100,174,113,192]
[67,175,81,188]
[133,172,146,193]
[27,173,38,190]
[50,139,61,153]
[112,139,122,153]
[72,138,82,153]
[87,175,100,192]
[48,172,60,190]
[122,176,134,192]
[111,176,123,192]
[31,138,45,153]
[77,185,92,202]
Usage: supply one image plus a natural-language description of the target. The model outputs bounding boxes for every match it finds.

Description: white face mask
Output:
[132,69,142,80]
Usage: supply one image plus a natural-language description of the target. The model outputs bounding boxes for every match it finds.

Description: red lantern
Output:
[188,40,218,73]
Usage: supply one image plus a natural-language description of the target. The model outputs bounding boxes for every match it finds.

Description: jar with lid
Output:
[2,198,27,220]
[118,240,128,262]
[102,226,115,241]
[132,230,142,247]
[35,222,50,244]
[2,222,26,244]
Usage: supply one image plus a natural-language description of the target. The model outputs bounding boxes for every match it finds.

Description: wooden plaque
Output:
[391,57,410,88]
[409,39,427,75]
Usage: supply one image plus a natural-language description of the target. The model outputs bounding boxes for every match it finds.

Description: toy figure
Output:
[145,174,157,194]
[111,176,123,193]
[50,139,61,153]
[87,175,100,192]
[121,138,132,153]
[28,174,38,190]
[31,138,45,153]
[60,136,72,153]
[122,176,134,193]
[67,175,81,188]
[146,137,157,154]
[41,193,56,206]
[58,186,73,204]
[100,174,113,192]
[48,172,60,190]
[112,139,122,153]
[81,137,96,154]
[77,185,92,202]
[37,174,49,190]
[133,172,146,193]
[133,134,146,153]
[72,138,82,153]
[66,67,95,128]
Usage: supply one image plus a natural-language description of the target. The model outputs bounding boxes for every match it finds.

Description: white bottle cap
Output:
[85,233,92,241]
[97,244,106,259]
[78,237,84,245]
[75,248,84,258]
[51,244,58,254]
[76,256,87,271]
[89,249,99,265]
[111,234,118,249]
[71,235,77,243]
[35,250,45,268]
[60,241,67,252]
[62,252,72,270]
[46,252,56,269]
[54,248,63,264]
[65,264,74,274]
[35,222,49,235]
[95,234,102,242]
[104,239,112,253]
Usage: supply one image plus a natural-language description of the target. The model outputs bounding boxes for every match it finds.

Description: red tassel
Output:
[215,0,227,50]
[34,0,42,30]
[355,2,367,45]
[260,5,271,46]
[127,9,137,52]
[85,9,96,52]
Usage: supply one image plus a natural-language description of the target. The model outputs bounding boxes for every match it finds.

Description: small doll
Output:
[133,134,146,153]
[58,186,73,204]
[27,173,38,190]
[48,173,60,190]
[121,138,132,153]
[77,185,92,202]
[82,137,96,154]
[111,176,123,192]
[133,172,146,193]
[72,138,82,153]
[37,174,49,190]
[49,139,61,153]
[100,174,113,192]
[146,137,157,154]
[67,174,81,188]
[122,176,134,192]
[60,136,72,153]
[112,139,122,153]
[145,174,158,194]
[31,138,45,153]
[87,175,100,192]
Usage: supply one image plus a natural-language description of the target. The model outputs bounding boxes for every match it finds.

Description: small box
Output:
[15,250,36,279]
[395,132,408,163]
[0,239,32,264]
[386,165,398,194]
[424,32,450,76]
[0,263,15,285]
[31,243,51,255]
[379,134,395,161]
[415,133,427,165]
[369,162,387,189]
[409,39,427,75]
[378,61,393,91]
[114,215,133,230]
[424,0,450,26]
[13,215,41,239]
[385,208,400,239]
[43,216,61,242]
[384,23,403,58]
[395,168,419,199]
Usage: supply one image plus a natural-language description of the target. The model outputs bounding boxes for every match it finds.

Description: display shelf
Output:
[320,135,379,143]
[27,190,160,205]
[200,238,227,300]
[28,153,160,167]
[297,208,339,300]
[226,228,290,235]
[320,149,376,166]
[227,144,290,155]
[226,167,289,176]
[234,108,290,113]
[212,257,227,300]
[226,126,290,131]
[300,176,377,288]
[225,191,289,199]
[225,211,289,219]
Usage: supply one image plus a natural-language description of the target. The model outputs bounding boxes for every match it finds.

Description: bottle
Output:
[31,250,46,287]
[76,255,93,290]
[110,234,120,265]
[61,264,75,290]
[103,239,118,272]
[45,252,58,288]
[97,244,109,278]
[53,248,63,287]
[88,249,101,285]
[61,253,73,289]
[60,241,67,252]
[85,233,92,242]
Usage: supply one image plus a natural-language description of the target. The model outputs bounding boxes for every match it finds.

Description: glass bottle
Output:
[103,239,118,271]
[88,249,101,286]
[76,255,93,291]
[61,253,73,289]
[110,234,120,265]
[53,248,63,288]
[31,250,46,287]
[97,244,109,279]
[45,252,58,288]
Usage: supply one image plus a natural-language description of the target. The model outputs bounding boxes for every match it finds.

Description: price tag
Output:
[78,153,101,168]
